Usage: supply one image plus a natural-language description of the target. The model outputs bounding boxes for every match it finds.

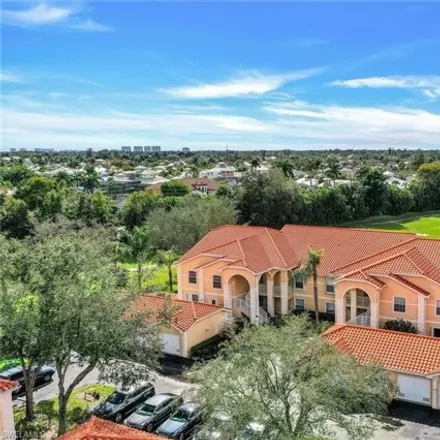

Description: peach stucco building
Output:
[176,225,440,336]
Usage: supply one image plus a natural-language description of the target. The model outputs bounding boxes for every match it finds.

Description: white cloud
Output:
[2,4,74,26]
[263,100,440,145]
[0,72,23,83]
[329,75,440,100]
[69,18,113,32]
[1,3,111,32]
[329,75,440,89]
[163,69,322,99]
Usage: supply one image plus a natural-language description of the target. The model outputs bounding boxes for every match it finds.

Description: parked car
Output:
[93,382,155,423]
[235,422,265,439]
[156,402,204,439]
[124,393,182,432]
[0,364,55,396]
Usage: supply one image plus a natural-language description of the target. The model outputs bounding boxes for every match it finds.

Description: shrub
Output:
[383,319,417,333]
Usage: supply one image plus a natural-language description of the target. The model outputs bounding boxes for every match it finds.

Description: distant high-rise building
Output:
[34,148,54,152]
[20,148,26,152]
[144,146,151,152]
[133,146,143,153]
[151,146,161,152]
[121,146,131,152]
[182,147,190,153]
[10,148,17,152]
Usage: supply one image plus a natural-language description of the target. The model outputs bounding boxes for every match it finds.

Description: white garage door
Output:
[397,374,431,405]
[160,333,180,356]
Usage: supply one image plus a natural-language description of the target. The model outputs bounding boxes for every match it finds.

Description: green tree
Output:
[16,175,57,210]
[303,187,350,225]
[80,165,100,192]
[160,180,190,197]
[274,159,295,178]
[0,196,33,239]
[356,166,388,215]
[193,316,394,440]
[120,189,160,229]
[0,226,160,434]
[325,157,342,186]
[384,185,414,216]
[156,249,179,292]
[148,196,237,253]
[67,191,114,225]
[236,170,303,228]
[303,157,322,186]
[216,183,234,199]
[295,249,323,324]
[122,226,155,290]
[0,164,34,186]
[415,162,440,210]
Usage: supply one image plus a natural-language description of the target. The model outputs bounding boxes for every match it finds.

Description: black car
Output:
[0,364,55,396]
[124,393,183,432]
[156,402,204,440]
[93,382,155,423]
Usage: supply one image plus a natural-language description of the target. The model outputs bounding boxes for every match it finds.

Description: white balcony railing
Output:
[259,284,267,296]
[273,285,281,297]
[232,297,250,317]
[347,312,370,327]
[357,296,370,309]
[258,307,270,324]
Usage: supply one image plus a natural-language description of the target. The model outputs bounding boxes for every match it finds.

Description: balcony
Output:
[259,284,267,296]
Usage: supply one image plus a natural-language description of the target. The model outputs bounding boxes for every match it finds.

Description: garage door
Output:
[160,333,180,356]
[397,374,431,405]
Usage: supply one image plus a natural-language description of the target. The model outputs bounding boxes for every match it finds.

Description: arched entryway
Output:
[343,288,371,326]
[227,274,252,320]
[258,273,269,312]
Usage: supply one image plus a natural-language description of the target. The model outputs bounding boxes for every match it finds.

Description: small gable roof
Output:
[323,325,440,376]
[58,417,163,440]
[132,295,224,332]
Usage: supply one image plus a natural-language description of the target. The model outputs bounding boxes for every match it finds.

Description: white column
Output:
[249,287,259,324]
[224,284,232,310]
[335,295,344,324]
[177,264,183,299]
[267,278,274,317]
[198,268,205,302]
[0,389,17,440]
[432,377,439,410]
[370,298,379,328]
[280,271,289,316]
[417,296,426,334]
[350,290,357,321]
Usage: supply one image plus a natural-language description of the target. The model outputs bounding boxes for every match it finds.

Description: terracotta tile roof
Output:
[0,378,19,392]
[323,325,440,376]
[179,225,299,273]
[179,224,440,282]
[390,274,430,297]
[281,225,417,275]
[58,416,163,440]
[131,295,224,332]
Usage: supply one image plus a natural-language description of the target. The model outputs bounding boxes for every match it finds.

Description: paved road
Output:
[13,364,189,406]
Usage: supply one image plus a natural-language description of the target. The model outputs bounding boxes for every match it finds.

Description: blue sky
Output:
[1,2,440,151]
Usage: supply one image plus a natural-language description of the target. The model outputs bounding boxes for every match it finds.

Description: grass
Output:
[121,260,178,292]
[344,211,440,238]
[14,383,115,436]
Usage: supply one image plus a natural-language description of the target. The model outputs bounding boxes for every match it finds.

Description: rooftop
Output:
[131,295,224,332]
[323,325,440,376]
[58,417,163,440]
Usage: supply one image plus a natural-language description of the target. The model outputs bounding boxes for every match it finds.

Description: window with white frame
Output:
[326,303,335,314]
[436,300,440,316]
[295,298,305,311]
[212,275,222,289]
[326,278,335,294]
[188,271,197,284]
[294,276,305,290]
[192,294,199,302]
[394,297,406,313]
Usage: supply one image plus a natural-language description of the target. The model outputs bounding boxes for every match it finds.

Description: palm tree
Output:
[54,171,73,188]
[156,249,179,292]
[251,158,260,169]
[274,159,295,178]
[81,165,100,192]
[294,248,323,324]
[303,158,322,187]
[325,159,342,186]
[122,226,154,290]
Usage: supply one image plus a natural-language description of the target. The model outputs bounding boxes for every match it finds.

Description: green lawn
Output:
[344,211,440,238]
[14,383,115,435]
[121,261,177,292]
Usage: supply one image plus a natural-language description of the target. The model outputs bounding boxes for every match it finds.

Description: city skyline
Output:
[2,2,440,151]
